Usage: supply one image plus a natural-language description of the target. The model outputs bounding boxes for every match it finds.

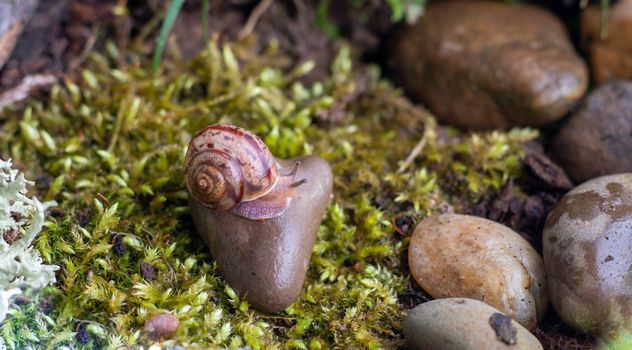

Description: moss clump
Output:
[0,38,536,349]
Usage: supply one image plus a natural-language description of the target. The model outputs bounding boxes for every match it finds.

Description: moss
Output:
[0,38,536,349]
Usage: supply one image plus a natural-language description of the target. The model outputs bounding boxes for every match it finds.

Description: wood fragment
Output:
[0,73,56,111]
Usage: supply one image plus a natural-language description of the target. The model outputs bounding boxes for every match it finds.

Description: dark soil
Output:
[0,1,597,349]
[0,0,116,89]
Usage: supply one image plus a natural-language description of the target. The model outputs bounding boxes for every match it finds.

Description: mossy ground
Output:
[0,38,536,349]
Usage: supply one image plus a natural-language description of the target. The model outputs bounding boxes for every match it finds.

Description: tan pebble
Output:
[409,214,547,330]
[403,298,543,350]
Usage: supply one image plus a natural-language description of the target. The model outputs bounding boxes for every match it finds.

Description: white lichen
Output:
[0,158,58,324]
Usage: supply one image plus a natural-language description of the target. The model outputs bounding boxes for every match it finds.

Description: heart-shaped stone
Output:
[189,155,333,313]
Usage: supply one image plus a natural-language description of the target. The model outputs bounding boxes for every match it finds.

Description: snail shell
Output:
[184,124,299,220]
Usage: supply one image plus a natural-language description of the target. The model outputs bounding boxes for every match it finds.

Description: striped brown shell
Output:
[184,124,279,211]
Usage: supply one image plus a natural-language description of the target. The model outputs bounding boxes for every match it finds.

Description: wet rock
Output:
[403,298,543,350]
[189,156,332,313]
[0,0,38,69]
[543,173,632,339]
[408,214,547,330]
[581,0,632,82]
[388,1,587,130]
[553,81,632,183]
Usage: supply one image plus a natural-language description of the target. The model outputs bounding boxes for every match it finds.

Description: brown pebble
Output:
[388,0,587,130]
[143,313,179,340]
[408,214,547,330]
[189,156,333,313]
[553,80,632,183]
[581,0,632,82]
[140,262,155,281]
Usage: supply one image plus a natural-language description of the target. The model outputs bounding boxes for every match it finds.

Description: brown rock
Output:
[408,214,547,330]
[553,80,632,183]
[0,0,38,69]
[543,173,632,339]
[189,156,332,313]
[582,0,632,83]
[388,1,588,130]
[403,298,543,350]
[143,313,179,340]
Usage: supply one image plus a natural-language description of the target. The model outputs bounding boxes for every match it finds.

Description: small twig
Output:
[0,74,57,111]
[397,128,429,174]
[238,0,274,39]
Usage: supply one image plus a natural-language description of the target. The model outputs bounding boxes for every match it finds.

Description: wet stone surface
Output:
[543,173,632,339]
[581,0,632,82]
[388,0,587,130]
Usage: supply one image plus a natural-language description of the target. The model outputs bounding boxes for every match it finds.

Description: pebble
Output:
[581,0,632,82]
[388,0,587,130]
[408,214,547,330]
[143,313,179,340]
[553,80,632,183]
[403,298,543,350]
[543,173,632,339]
[189,156,333,313]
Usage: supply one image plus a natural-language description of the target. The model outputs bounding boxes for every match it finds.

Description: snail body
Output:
[184,124,303,221]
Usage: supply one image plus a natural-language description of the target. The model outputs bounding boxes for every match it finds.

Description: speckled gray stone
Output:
[543,173,632,339]
[403,298,543,350]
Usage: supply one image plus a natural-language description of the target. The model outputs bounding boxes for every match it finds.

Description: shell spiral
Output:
[184,124,279,211]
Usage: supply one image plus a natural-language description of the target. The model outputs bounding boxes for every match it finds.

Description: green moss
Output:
[0,38,536,349]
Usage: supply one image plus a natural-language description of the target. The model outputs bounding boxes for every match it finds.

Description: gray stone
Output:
[403,298,543,350]
[553,81,632,183]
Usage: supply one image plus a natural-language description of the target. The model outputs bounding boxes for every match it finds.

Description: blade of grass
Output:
[600,0,610,39]
[201,0,209,43]
[316,0,339,38]
[152,0,185,75]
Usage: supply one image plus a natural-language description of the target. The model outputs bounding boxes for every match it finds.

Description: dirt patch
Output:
[0,0,115,89]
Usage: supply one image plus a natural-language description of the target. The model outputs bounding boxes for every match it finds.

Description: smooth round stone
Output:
[403,298,543,350]
[581,0,632,82]
[543,173,632,338]
[409,214,547,330]
[553,81,632,183]
[189,156,332,313]
[388,1,587,130]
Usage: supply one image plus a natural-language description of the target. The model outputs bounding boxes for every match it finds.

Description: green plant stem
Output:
[201,0,209,43]
[152,0,185,75]
[600,0,610,39]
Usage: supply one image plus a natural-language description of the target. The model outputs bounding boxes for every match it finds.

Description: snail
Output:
[184,124,306,221]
